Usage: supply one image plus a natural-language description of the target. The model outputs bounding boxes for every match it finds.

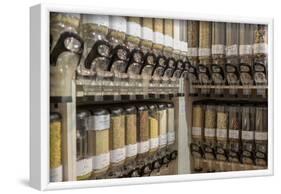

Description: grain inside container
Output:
[88,108,110,178]
[76,110,92,180]
[50,112,63,182]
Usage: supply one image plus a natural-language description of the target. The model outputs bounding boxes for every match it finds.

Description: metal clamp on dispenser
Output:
[161,57,176,96]
[151,55,167,97]
[50,31,83,102]
[210,64,225,97]
[190,143,203,172]
[188,64,198,96]
[138,53,156,99]
[239,63,254,97]
[108,44,130,100]
[253,62,267,97]
[225,63,240,97]
[198,64,212,97]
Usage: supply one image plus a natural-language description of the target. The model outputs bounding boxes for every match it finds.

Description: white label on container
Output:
[253,43,268,54]
[50,165,63,182]
[229,129,239,139]
[142,27,153,41]
[204,128,216,137]
[110,16,126,32]
[164,35,173,48]
[192,127,202,136]
[159,134,167,146]
[239,45,253,55]
[212,44,225,55]
[126,143,138,157]
[168,131,175,145]
[89,115,110,131]
[216,128,227,139]
[92,152,110,170]
[76,158,93,177]
[255,132,268,141]
[127,22,141,37]
[226,44,238,56]
[188,48,198,57]
[198,48,211,57]
[242,130,254,140]
[82,15,109,27]
[150,137,159,149]
[154,32,164,45]
[138,140,149,154]
[173,39,181,50]
[110,147,126,163]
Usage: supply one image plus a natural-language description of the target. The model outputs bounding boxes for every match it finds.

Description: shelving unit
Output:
[186,79,268,173]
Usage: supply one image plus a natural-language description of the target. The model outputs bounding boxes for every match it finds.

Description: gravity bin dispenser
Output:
[49,13,189,182]
[187,21,268,173]
[49,12,269,183]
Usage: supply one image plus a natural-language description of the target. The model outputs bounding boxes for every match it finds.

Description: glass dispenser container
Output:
[50,112,63,182]
[163,19,174,59]
[153,18,165,57]
[215,104,228,172]
[211,22,226,96]
[78,15,111,98]
[225,23,240,96]
[227,104,241,171]
[202,101,217,172]
[88,108,110,179]
[254,104,268,168]
[148,104,160,154]
[153,18,168,94]
[191,101,204,172]
[108,16,130,98]
[157,103,170,174]
[136,105,151,176]
[139,18,156,97]
[123,106,138,176]
[167,103,177,175]
[148,104,160,175]
[239,24,255,97]
[253,25,268,97]
[126,17,144,96]
[187,21,199,96]
[76,110,92,180]
[152,18,174,96]
[50,13,83,102]
[108,107,126,178]
[170,20,181,94]
[151,18,165,95]
[241,104,255,167]
[198,21,212,96]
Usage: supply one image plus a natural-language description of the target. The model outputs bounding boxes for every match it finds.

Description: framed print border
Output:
[30,3,274,191]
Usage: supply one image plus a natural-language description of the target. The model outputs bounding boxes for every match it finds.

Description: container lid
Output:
[76,110,91,119]
[148,104,158,111]
[50,112,61,122]
[109,107,124,116]
[81,14,109,27]
[110,16,127,32]
[167,103,174,108]
[90,108,110,116]
[124,105,137,114]
[158,103,167,110]
[127,17,141,38]
[137,105,148,112]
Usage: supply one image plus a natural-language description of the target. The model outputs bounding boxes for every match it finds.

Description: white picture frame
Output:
[30,3,274,191]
